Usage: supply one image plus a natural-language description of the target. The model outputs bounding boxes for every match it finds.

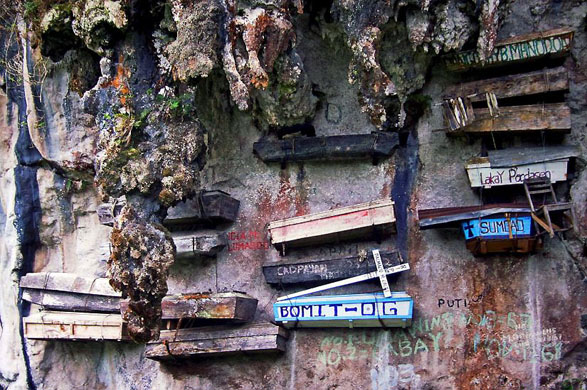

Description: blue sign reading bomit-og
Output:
[461,215,533,240]
[274,292,413,328]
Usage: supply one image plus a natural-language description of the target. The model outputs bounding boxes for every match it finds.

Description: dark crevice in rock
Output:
[391,130,419,261]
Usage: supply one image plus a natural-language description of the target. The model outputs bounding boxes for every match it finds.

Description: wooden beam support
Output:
[444,67,569,101]
[120,292,258,322]
[145,323,288,360]
[262,250,402,285]
[253,132,399,163]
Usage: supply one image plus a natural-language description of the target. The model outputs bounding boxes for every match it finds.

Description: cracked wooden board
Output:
[145,323,287,360]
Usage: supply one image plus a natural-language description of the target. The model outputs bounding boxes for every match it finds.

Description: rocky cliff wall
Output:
[0,0,585,389]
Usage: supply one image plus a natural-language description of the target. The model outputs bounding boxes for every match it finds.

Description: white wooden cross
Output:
[372,249,392,297]
[276,256,409,302]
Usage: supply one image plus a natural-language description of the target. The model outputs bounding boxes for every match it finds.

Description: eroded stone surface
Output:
[0,0,585,389]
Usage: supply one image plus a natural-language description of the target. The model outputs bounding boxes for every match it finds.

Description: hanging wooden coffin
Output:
[262,250,402,285]
[20,273,121,313]
[253,132,399,163]
[444,28,574,71]
[418,203,533,229]
[97,190,240,228]
[23,311,129,341]
[173,231,227,259]
[274,292,413,328]
[166,190,240,228]
[268,198,395,250]
[461,213,542,255]
[443,67,569,102]
[102,231,227,259]
[120,292,258,322]
[465,146,579,189]
[145,323,288,360]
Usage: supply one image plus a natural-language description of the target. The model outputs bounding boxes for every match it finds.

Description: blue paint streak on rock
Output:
[2,27,42,390]
[391,131,419,260]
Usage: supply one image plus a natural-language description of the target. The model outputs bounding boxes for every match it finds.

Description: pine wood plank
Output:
[268,199,395,247]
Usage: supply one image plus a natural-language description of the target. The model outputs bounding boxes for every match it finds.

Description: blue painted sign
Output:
[274,292,413,328]
[461,215,533,240]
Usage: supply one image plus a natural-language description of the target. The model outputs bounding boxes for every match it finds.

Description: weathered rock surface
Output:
[0,0,585,389]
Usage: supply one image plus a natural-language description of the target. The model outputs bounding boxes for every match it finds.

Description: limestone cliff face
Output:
[0,0,586,389]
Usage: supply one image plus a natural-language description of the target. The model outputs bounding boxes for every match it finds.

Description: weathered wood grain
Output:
[173,231,227,259]
[166,190,240,228]
[444,28,574,70]
[145,323,287,360]
[443,67,569,101]
[253,132,399,163]
[262,250,402,284]
[22,290,121,313]
[459,103,570,133]
[120,292,258,321]
[20,273,120,297]
[23,311,129,341]
[268,198,395,249]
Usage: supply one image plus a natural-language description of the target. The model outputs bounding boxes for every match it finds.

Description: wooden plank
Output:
[268,198,395,247]
[443,67,569,101]
[98,190,240,228]
[22,289,120,313]
[262,250,402,285]
[20,273,120,297]
[253,132,399,163]
[465,158,570,188]
[173,231,227,259]
[274,292,413,328]
[487,145,580,167]
[276,263,410,302]
[452,103,570,133]
[121,292,258,321]
[23,311,129,341]
[145,323,287,360]
[372,250,391,297]
[444,28,574,71]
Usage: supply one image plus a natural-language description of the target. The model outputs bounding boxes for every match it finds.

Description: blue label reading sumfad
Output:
[462,216,532,240]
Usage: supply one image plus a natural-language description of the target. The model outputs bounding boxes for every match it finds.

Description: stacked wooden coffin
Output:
[262,198,413,328]
[95,190,288,359]
[21,273,128,341]
[98,190,240,259]
[418,28,578,255]
[20,272,285,357]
